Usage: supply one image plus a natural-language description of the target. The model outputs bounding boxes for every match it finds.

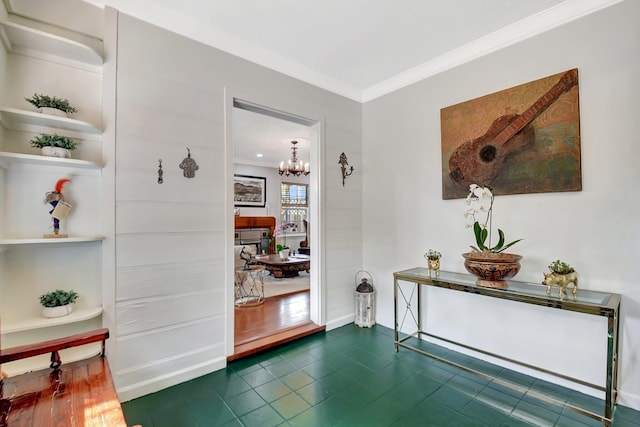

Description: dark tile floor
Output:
[122,324,639,427]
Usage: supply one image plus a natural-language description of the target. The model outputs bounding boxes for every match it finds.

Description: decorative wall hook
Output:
[179,147,199,178]
[157,159,164,184]
[338,152,354,186]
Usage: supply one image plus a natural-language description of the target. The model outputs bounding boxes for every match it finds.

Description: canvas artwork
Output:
[441,69,581,200]
[234,175,266,207]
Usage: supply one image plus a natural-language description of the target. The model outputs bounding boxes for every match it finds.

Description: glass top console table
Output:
[393,268,620,425]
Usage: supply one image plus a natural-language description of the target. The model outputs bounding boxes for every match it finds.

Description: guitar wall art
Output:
[441,68,581,200]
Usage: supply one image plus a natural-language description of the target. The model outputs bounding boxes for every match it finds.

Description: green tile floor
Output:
[123,324,639,426]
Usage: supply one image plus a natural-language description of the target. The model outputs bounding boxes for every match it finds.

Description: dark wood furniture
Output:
[255,254,310,278]
[235,216,276,253]
[0,328,127,426]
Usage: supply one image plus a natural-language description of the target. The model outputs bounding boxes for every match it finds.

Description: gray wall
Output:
[363,0,639,409]
[109,11,362,400]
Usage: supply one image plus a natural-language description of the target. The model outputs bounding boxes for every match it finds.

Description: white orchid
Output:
[465,184,521,253]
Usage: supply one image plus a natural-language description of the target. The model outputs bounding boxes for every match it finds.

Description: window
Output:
[280,182,308,231]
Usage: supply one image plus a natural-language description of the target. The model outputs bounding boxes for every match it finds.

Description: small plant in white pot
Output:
[39,289,78,318]
[30,133,77,158]
[25,93,77,117]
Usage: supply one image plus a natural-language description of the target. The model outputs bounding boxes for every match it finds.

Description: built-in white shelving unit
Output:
[0,151,101,169]
[0,20,103,66]
[0,106,102,135]
[0,12,105,376]
[3,306,103,334]
[0,236,104,245]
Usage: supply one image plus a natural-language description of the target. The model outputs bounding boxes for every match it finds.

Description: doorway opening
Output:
[229,99,324,360]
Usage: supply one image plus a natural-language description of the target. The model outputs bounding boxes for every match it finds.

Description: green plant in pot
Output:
[424,249,442,277]
[39,289,79,318]
[25,93,77,117]
[548,259,575,275]
[462,184,523,288]
[30,133,77,158]
[274,222,295,259]
[543,259,578,299]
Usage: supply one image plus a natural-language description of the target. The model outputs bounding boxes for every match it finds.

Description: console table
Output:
[393,268,620,426]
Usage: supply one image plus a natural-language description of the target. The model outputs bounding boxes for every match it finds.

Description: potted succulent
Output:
[424,249,442,277]
[542,259,579,299]
[548,259,575,275]
[25,93,77,117]
[39,289,79,318]
[30,133,77,158]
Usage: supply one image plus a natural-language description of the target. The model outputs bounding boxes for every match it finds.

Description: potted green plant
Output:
[39,289,79,318]
[25,93,77,117]
[548,259,575,275]
[543,260,579,299]
[274,222,295,260]
[462,184,523,289]
[30,133,77,158]
[424,249,442,277]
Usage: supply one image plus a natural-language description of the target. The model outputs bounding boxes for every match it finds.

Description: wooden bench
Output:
[0,328,128,426]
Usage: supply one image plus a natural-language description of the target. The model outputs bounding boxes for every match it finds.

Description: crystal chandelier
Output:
[278,140,310,176]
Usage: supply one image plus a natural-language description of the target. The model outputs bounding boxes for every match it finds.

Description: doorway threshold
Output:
[229,321,325,362]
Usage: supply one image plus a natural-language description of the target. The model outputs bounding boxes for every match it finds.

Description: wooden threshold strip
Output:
[229,321,325,362]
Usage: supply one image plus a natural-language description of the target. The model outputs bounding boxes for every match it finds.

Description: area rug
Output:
[263,272,310,299]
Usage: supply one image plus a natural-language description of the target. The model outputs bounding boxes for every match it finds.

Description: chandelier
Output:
[278,140,310,176]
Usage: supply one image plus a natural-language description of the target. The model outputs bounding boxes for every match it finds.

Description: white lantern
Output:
[355,271,375,328]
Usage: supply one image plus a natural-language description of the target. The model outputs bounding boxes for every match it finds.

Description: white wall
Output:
[110,11,362,400]
[363,0,639,410]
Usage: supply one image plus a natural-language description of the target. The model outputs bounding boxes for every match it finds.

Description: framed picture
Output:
[441,69,581,199]
[234,175,266,207]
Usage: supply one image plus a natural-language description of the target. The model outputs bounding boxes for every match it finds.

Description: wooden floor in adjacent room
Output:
[230,290,324,361]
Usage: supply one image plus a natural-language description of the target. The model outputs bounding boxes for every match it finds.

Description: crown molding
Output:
[361,0,623,103]
[80,0,622,104]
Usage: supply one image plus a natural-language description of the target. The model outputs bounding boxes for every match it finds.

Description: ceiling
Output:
[73,0,618,102]
[5,0,620,168]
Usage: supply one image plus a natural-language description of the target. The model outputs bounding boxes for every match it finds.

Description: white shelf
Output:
[2,306,103,334]
[0,15,106,379]
[0,343,103,376]
[0,151,101,169]
[0,21,102,66]
[0,106,101,134]
[0,236,105,245]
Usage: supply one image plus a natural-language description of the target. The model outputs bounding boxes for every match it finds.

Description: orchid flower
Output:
[465,184,521,253]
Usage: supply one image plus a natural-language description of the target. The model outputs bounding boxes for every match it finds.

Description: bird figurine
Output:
[44,178,72,237]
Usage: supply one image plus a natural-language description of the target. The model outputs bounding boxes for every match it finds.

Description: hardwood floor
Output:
[230,291,324,361]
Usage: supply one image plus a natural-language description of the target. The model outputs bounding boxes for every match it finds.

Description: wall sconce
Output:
[338,152,354,186]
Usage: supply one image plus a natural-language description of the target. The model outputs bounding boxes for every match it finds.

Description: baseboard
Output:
[618,390,640,412]
[117,356,226,402]
[325,314,354,331]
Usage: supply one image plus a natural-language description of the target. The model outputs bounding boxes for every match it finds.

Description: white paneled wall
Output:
[111,12,362,400]
[112,16,227,398]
